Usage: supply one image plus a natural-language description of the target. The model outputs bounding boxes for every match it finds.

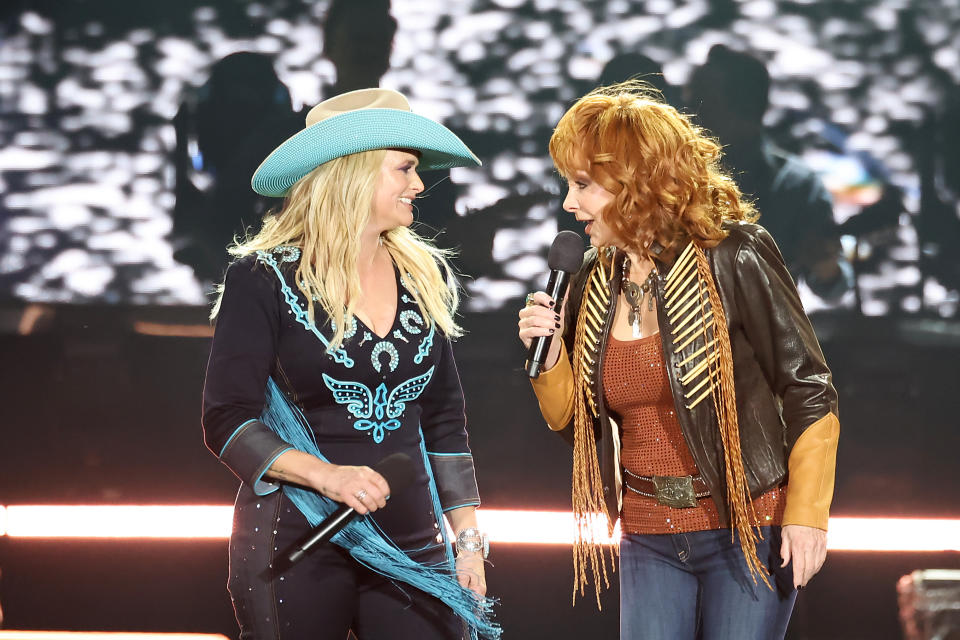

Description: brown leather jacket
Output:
[552,222,838,527]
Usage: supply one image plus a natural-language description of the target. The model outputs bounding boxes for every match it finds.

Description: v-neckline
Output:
[352,265,402,341]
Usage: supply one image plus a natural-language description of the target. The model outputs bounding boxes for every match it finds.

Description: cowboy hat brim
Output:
[251,108,481,197]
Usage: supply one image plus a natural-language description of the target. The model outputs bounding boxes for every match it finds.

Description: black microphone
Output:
[526,230,585,378]
[280,452,415,569]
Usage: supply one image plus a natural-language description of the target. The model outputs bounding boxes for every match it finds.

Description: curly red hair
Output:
[549,81,757,254]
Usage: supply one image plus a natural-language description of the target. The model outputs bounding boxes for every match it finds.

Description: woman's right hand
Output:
[518,290,565,371]
[311,463,390,515]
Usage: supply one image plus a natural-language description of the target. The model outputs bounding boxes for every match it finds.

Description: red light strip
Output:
[1,506,958,552]
[1,506,232,539]
[131,321,214,338]
[0,634,228,639]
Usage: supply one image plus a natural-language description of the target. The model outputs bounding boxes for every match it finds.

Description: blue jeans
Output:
[620,527,797,640]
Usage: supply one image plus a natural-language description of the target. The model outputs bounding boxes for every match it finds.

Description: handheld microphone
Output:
[280,452,415,570]
[526,230,585,378]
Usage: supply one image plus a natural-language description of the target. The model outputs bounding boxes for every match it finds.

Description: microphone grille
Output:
[547,230,586,273]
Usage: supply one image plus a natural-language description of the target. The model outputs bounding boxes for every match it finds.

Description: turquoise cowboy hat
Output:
[251,88,480,197]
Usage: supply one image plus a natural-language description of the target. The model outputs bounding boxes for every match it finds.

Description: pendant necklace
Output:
[621,257,656,339]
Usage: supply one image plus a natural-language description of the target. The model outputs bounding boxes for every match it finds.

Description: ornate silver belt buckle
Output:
[652,475,698,509]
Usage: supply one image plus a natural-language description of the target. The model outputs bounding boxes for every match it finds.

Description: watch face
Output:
[458,535,481,550]
[456,528,489,558]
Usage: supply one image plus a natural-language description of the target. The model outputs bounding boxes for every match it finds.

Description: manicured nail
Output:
[548,300,555,307]
[549,329,555,334]
[555,322,561,328]
[554,314,561,321]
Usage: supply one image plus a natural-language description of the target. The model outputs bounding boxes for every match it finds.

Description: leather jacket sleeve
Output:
[730,226,839,451]
[529,341,576,431]
[783,412,839,530]
[729,226,840,529]
[529,249,598,445]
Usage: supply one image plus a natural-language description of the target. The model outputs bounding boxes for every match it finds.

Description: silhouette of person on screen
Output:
[171,52,300,284]
[171,0,415,286]
[686,45,852,300]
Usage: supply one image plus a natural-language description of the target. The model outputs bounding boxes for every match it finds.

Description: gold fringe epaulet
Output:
[576,252,612,418]
[663,241,771,590]
[663,243,718,409]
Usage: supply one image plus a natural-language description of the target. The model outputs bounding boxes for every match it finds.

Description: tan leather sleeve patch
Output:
[782,412,840,531]
[529,341,575,431]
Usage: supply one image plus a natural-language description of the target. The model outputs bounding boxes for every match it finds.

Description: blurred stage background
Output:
[1,0,959,638]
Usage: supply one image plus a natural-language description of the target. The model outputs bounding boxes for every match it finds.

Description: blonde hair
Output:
[549,81,757,255]
[215,149,462,349]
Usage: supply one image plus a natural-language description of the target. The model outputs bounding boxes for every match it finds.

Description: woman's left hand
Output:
[455,552,487,597]
[780,524,827,589]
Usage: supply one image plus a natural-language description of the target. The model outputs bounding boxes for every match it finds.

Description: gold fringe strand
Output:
[693,244,771,589]
[570,256,617,609]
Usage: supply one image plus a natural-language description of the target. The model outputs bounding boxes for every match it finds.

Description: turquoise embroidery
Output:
[399,310,424,335]
[359,331,372,347]
[401,293,414,304]
[415,323,435,364]
[371,340,400,373]
[392,329,409,343]
[256,250,354,368]
[323,367,436,443]
[273,245,301,262]
[330,316,358,341]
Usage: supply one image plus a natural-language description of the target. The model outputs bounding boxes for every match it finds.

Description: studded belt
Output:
[623,470,711,509]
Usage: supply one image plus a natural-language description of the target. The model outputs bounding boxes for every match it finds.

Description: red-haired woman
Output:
[518,82,840,639]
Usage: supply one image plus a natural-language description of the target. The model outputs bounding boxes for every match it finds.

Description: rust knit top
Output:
[603,333,785,534]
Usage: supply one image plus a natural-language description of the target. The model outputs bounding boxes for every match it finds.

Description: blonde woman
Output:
[518,83,839,639]
[203,89,497,640]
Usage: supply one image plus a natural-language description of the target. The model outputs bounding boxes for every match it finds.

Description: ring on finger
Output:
[524,293,536,307]
[355,489,367,501]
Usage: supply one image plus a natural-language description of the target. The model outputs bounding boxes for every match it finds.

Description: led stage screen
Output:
[1,0,958,315]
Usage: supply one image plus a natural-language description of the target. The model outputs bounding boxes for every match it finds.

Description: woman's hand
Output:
[310,463,390,515]
[446,507,487,597]
[780,524,827,589]
[266,450,388,514]
[518,291,565,370]
[455,552,487,597]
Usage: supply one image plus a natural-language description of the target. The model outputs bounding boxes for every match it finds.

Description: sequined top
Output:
[603,333,785,534]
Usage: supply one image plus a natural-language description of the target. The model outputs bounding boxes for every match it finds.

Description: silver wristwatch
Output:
[455,527,489,559]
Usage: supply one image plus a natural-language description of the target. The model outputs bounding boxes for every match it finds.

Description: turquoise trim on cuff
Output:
[442,500,480,513]
[251,446,294,497]
[426,451,472,457]
[219,418,259,458]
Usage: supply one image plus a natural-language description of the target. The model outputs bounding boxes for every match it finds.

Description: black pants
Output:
[228,488,463,640]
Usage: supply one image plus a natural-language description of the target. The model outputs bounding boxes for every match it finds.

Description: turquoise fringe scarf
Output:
[260,377,500,639]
